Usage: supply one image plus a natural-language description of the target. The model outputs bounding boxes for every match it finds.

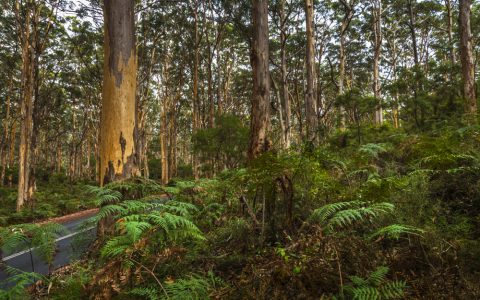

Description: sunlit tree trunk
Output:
[459,0,477,120]
[305,0,318,143]
[372,0,383,125]
[248,0,270,161]
[99,0,139,186]
[16,1,35,211]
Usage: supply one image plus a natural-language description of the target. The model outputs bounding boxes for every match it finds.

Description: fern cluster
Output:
[0,266,47,300]
[309,200,394,233]
[128,274,217,300]
[98,199,204,259]
[0,222,66,265]
[341,266,406,300]
[309,200,423,241]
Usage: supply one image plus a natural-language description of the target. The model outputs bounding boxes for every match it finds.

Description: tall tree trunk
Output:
[408,0,421,127]
[204,1,215,128]
[372,0,383,125]
[192,0,200,179]
[248,0,270,161]
[160,97,169,184]
[8,120,17,187]
[0,77,13,185]
[445,0,456,66]
[305,0,318,143]
[339,0,354,129]
[100,0,139,186]
[279,0,291,148]
[169,109,177,179]
[459,0,477,119]
[16,1,35,211]
[392,44,400,128]
[160,54,170,185]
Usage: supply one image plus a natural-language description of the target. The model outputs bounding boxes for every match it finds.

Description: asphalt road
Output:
[0,214,96,285]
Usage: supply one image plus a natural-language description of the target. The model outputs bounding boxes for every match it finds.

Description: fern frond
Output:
[379,281,406,299]
[309,201,364,224]
[161,275,210,300]
[128,286,160,300]
[118,220,152,242]
[369,224,424,240]
[31,222,67,264]
[0,266,46,299]
[348,275,368,288]
[85,185,123,205]
[351,286,380,300]
[367,266,389,286]
[95,204,127,221]
[359,143,389,159]
[100,236,132,258]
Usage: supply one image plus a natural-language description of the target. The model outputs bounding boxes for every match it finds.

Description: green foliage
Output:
[369,224,424,240]
[0,222,66,265]
[358,143,390,160]
[0,266,47,300]
[193,114,249,171]
[162,275,211,300]
[97,198,204,259]
[342,266,406,300]
[128,273,220,300]
[309,201,395,233]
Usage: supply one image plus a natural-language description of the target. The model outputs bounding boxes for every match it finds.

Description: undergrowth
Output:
[10,125,480,299]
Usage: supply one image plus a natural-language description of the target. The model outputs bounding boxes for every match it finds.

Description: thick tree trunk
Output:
[248,0,270,161]
[305,0,318,143]
[280,0,291,148]
[459,0,477,119]
[372,0,383,125]
[100,0,139,186]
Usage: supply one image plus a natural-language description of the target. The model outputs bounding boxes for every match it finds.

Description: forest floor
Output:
[0,175,97,226]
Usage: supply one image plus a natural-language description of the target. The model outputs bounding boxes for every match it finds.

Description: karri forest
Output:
[0,0,479,299]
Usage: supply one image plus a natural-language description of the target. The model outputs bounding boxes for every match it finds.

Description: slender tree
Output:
[338,0,355,128]
[248,0,270,160]
[15,0,36,211]
[459,0,477,119]
[305,0,318,142]
[279,0,291,148]
[372,0,383,124]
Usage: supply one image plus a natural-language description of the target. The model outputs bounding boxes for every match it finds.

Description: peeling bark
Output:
[100,0,139,186]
